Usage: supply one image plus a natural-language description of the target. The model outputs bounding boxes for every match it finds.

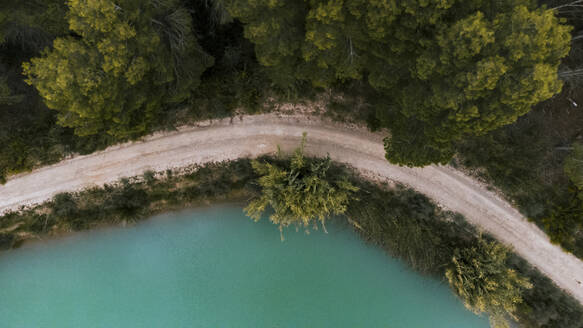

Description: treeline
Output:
[223,0,571,166]
[0,0,573,178]
[1,156,582,328]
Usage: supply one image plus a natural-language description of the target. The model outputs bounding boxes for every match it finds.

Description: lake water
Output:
[0,206,489,328]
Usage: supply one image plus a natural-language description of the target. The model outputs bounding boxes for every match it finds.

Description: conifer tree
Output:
[222,0,308,87]
[226,0,572,166]
[23,0,213,139]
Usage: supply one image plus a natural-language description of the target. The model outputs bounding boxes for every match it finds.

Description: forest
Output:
[1,0,583,298]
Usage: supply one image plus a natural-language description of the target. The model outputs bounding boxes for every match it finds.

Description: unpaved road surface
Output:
[1,113,583,303]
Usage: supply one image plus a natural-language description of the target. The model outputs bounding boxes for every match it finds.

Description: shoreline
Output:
[1,113,583,304]
[2,158,582,327]
[4,197,251,254]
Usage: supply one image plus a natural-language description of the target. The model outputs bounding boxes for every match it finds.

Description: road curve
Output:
[1,113,582,303]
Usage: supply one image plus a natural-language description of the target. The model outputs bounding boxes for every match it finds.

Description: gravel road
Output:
[1,113,582,303]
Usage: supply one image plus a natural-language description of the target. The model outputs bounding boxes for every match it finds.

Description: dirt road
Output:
[1,113,582,303]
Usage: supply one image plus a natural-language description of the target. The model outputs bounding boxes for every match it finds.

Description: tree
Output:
[446,237,533,328]
[386,4,570,166]
[222,0,309,88]
[245,133,358,236]
[226,0,572,166]
[23,0,213,139]
[382,113,455,166]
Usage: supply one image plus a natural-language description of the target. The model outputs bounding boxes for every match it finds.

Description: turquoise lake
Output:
[0,206,489,327]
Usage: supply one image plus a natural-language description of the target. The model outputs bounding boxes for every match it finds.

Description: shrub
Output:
[245,134,358,234]
[446,238,533,328]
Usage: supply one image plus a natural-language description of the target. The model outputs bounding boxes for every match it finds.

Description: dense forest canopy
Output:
[224,0,572,166]
[0,0,572,174]
[23,0,214,138]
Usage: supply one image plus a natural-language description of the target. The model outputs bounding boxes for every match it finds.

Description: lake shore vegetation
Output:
[0,155,582,328]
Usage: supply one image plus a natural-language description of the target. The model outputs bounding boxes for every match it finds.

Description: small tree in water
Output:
[245,133,358,238]
[446,237,532,328]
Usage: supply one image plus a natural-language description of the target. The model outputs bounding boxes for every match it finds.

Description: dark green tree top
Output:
[23,0,213,139]
[223,0,309,87]
[226,0,572,166]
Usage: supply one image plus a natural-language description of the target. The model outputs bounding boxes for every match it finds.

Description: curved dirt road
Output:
[1,113,583,303]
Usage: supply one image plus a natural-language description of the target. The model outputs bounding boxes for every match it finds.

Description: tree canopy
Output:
[245,134,358,235]
[446,237,532,328]
[23,0,213,139]
[225,0,572,166]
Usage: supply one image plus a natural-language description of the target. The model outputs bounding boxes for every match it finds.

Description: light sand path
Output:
[1,113,582,303]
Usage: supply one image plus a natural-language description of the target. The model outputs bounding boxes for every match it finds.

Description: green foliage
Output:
[23,0,213,139]
[542,143,583,251]
[543,185,583,251]
[245,134,358,233]
[383,116,455,166]
[564,142,583,190]
[446,238,533,328]
[103,179,150,217]
[382,2,571,166]
[222,0,308,88]
[51,192,79,220]
[0,0,68,52]
[0,10,5,43]
[347,182,473,274]
[226,0,572,166]
[188,11,271,118]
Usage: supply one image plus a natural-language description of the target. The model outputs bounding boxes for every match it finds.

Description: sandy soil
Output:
[1,113,582,303]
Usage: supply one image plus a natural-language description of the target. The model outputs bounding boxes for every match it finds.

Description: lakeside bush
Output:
[446,238,533,328]
[245,134,358,235]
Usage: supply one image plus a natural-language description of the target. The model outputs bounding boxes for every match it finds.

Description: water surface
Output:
[0,206,489,327]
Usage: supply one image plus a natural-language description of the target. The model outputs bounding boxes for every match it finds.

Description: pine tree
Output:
[226,0,572,166]
[23,0,213,139]
[222,0,308,87]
